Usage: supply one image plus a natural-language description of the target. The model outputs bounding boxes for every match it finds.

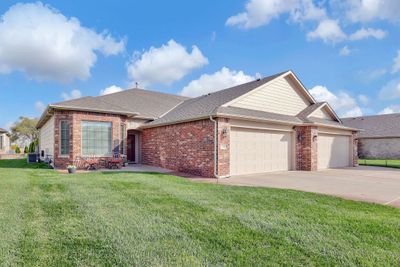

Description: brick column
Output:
[352,131,358,167]
[216,118,230,177]
[54,110,74,168]
[295,126,318,171]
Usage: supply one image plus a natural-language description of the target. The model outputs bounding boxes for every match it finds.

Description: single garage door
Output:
[318,133,350,169]
[230,127,293,175]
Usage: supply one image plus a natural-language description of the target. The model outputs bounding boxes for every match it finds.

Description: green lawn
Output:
[0,159,399,266]
[359,159,400,168]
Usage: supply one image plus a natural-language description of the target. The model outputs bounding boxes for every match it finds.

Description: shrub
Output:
[24,147,28,154]
[15,146,20,154]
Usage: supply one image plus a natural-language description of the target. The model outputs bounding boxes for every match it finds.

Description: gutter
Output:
[209,116,230,179]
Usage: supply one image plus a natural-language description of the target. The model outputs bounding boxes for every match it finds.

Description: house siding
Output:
[0,133,10,154]
[230,76,310,116]
[141,119,217,177]
[312,108,333,120]
[39,116,55,159]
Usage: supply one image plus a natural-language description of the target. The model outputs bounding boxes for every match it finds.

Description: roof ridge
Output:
[98,88,190,100]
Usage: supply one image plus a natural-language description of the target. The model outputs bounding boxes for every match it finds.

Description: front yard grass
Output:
[358,158,400,168]
[0,159,399,266]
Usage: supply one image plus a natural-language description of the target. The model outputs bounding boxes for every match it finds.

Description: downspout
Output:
[210,116,230,179]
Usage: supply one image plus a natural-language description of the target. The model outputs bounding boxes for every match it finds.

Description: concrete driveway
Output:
[216,166,400,207]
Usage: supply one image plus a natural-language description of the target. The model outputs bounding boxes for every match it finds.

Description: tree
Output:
[10,117,39,144]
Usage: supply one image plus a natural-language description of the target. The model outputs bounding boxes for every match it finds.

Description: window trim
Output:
[81,120,113,157]
[59,120,70,157]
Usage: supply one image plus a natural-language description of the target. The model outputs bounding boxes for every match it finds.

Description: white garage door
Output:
[230,127,293,176]
[318,133,350,169]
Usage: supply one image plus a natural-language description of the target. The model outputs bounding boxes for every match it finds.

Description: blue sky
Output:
[1,0,400,129]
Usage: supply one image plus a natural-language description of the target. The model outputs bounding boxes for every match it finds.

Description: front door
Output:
[127,133,136,162]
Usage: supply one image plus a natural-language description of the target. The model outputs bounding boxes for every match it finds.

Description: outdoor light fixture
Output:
[222,128,228,137]
[297,132,304,141]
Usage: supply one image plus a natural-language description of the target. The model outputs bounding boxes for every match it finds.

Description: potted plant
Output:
[67,165,77,174]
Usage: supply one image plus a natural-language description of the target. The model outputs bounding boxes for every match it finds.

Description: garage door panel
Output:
[230,128,293,175]
[318,134,350,169]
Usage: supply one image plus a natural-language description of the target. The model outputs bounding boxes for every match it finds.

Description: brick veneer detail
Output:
[295,126,318,171]
[351,131,358,166]
[53,110,126,169]
[141,119,228,177]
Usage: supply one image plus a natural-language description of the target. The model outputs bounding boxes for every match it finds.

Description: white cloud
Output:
[307,19,346,43]
[0,2,124,83]
[357,68,387,83]
[392,51,400,73]
[100,85,123,95]
[309,85,362,117]
[348,27,387,41]
[344,0,400,23]
[226,0,325,29]
[358,94,369,105]
[61,89,82,100]
[127,39,208,87]
[35,101,46,112]
[339,45,351,56]
[180,67,256,97]
[379,79,400,100]
[379,105,400,115]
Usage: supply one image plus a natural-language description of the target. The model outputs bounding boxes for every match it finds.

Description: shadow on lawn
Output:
[0,159,50,169]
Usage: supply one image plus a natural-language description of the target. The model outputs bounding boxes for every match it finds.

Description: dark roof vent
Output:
[256,78,261,81]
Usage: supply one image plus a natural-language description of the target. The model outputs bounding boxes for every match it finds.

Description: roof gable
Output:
[297,102,340,122]
[225,72,314,116]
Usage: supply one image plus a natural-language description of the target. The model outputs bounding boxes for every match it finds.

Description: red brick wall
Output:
[216,118,230,177]
[53,110,126,169]
[295,126,318,171]
[352,131,358,167]
[141,119,217,177]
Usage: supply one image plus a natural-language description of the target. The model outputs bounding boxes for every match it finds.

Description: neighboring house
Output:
[37,71,358,177]
[342,113,400,159]
[0,128,11,154]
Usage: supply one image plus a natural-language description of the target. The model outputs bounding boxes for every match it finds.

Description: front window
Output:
[60,121,70,155]
[82,121,112,156]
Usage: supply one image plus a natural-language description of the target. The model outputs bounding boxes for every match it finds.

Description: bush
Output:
[28,140,38,153]
[24,147,28,154]
[15,146,20,154]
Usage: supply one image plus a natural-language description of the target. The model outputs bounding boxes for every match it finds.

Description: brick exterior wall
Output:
[295,126,318,171]
[53,110,127,169]
[352,131,359,166]
[216,118,230,177]
[141,119,215,177]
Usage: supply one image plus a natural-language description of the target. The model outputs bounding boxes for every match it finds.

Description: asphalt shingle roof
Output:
[0,128,7,133]
[146,71,287,127]
[342,113,400,138]
[52,88,189,119]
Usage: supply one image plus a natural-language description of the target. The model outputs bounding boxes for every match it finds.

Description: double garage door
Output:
[230,127,351,176]
[230,127,293,176]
